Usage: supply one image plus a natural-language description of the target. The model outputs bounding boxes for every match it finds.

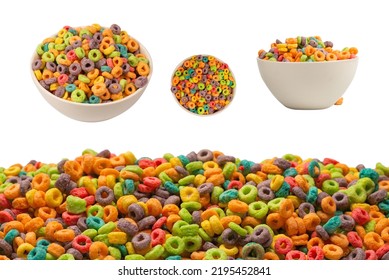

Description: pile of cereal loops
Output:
[32,24,151,104]
[1,149,389,260]
[258,36,358,62]
[171,55,236,115]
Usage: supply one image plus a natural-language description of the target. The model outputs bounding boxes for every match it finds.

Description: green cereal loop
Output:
[159,172,173,184]
[267,197,285,212]
[182,235,202,252]
[57,253,75,260]
[71,89,86,103]
[75,47,85,59]
[48,166,59,177]
[93,234,109,246]
[0,183,11,193]
[98,221,116,235]
[88,49,102,62]
[303,175,315,186]
[45,253,55,260]
[228,222,247,237]
[172,220,188,236]
[123,165,143,176]
[179,208,193,223]
[0,173,7,184]
[108,246,121,260]
[114,244,128,258]
[248,201,269,219]
[198,228,212,242]
[128,55,139,67]
[42,52,55,63]
[178,175,195,186]
[125,254,145,260]
[164,181,179,194]
[242,242,265,260]
[120,79,127,91]
[79,29,92,39]
[48,42,55,50]
[87,204,104,218]
[82,148,97,155]
[113,34,122,44]
[204,248,228,260]
[211,186,224,205]
[163,153,175,161]
[238,185,257,204]
[212,207,226,218]
[55,43,66,51]
[180,224,199,236]
[108,51,121,58]
[145,244,164,260]
[331,171,344,179]
[180,201,202,212]
[36,44,45,55]
[185,161,203,174]
[356,177,375,195]
[226,209,245,218]
[113,182,124,200]
[254,224,274,237]
[78,74,90,84]
[164,236,185,255]
[344,184,367,204]
[219,189,238,204]
[37,227,46,237]
[244,225,254,235]
[364,220,376,233]
[322,179,339,195]
[55,53,67,64]
[222,162,235,179]
[376,162,389,176]
[66,195,86,214]
[282,154,297,162]
[138,57,149,64]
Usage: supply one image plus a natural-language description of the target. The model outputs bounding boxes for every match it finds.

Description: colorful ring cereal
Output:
[1,149,389,260]
[171,55,236,116]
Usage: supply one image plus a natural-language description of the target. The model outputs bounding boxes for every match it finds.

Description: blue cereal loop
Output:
[275,181,290,198]
[219,189,239,204]
[27,246,47,260]
[323,215,341,235]
[306,186,318,204]
[164,181,179,194]
[4,229,19,244]
[101,65,112,72]
[178,155,190,166]
[359,168,379,184]
[124,179,135,195]
[65,84,76,92]
[308,160,320,178]
[283,168,298,177]
[378,199,389,213]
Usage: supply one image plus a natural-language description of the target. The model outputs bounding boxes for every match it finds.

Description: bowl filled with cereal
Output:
[171,54,236,116]
[31,23,152,122]
[257,36,358,110]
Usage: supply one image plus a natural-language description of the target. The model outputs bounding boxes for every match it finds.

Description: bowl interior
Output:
[31,28,153,122]
[257,57,359,110]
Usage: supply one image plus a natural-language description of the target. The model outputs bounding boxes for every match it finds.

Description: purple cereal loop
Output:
[316,191,329,205]
[134,76,148,88]
[138,197,149,203]
[251,227,272,247]
[137,216,156,231]
[333,177,348,188]
[122,63,131,74]
[54,86,65,98]
[192,210,202,225]
[95,186,114,206]
[339,214,355,232]
[96,149,111,158]
[64,45,74,53]
[110,24,121,35]
[32,59,42,70]
[95,58,107,69]
[197,182,214,195]
[88,39,99,50]
[77,216,88,232]
[216,155,236,166]
[202,241,217,251]
[57,159,67,174]
[0,239,13,257]
[72,40,82,48]
[6,176,21,184]
[174,166,189,177]
[67,181,77,194]
[298,202,315,218]
[117,218,138,236]
[273,158,292,170]
[69,62,82,75]
[237,235,252,246]
[133,190,149,200]
[81,57,95,73]
[44,77,57,85]
[57,64,68,74]
[186,151,198,162]
[93,32,103,43]
[257,186,274,201]
[332,192,349,211]
[132,232,151,251]
[347,179,358,188]
[367,189,387,205]
[55,173,71,193]
[315,225,329,241]
[257,179,271,190]
[39,80,50,90]
[344,248,365,260]
[46,61,57,72]
[291,186,307,200]
[151,195,166,206]
[108,83,122,94]
[20,179,32,196]
[154,188,170,199]
[67,74,77,84]
[67,248,83,260]
[356,164,365,171]
[127,203,145,221]
[221,228,239,245]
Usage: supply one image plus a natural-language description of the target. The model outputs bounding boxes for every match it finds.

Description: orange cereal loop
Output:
[261,163,283,175]
[63,160,83,182]
[37,206,57,221]
[24,217,44,234]
[199,193,211,208]
[339,50,351,60]
[364,232,384,251]
[164,168,180,182]
[32,173,51,192]
[355,225,366,239]
[111,65,123,79]
[141,166,157,179]
[201,208,219,221]
[112,56,124,67]
[323,244,343,260]
[136,61,150,76]
[99,89,111,100]
[45,221,63,241]
[370,211,385,222]
[89,241,109,260]
[379,180,389,191]
[266,212,285,230]
[162,204,180,217]
[230,171,246,184]
[100,168,120,178]
[241,216,260,228]
[102,205,119,223]
[304,45,315,56]
[204,167,222,177]
[349,47,358,55]
[303,213,321,232]
[374,218,389,235]
[316,210,331,224]
[12,236,24,251]
[93,158,113,175]
[307,236,324,250]
[0,256,10,260]
[119,170,140,181]
[54,229,76,243]
[321,196,336,215]
[127,39,139,52]
[166,214,182,231]
[284,216,299,236]
[380,227,389,242]
[4,221,24,235]
[146,198,162,217]
[17,213,32,225]
[12,197,28,211]
[47,243,66,259]
[330,233,349,249]
[264,251,280,260]
[334,97,343,105]
[110,155,126,167]
[191,251,206,260]
[313,50,325,61]
[279,198,294,219]
[87,68,99,80]
[4,183,21,200]
[228,199,249,214]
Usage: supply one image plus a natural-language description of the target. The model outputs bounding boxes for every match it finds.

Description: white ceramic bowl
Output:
[31,31,152,122]
[257,57,358,109]
[171,54,236,116]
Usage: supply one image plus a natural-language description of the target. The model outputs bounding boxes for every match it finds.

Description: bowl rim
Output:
[31,26,153,107]
[170,53,236,117]
[256,56,359,65]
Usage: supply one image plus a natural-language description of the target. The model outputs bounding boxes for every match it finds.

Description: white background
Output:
[0,0,388,276]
